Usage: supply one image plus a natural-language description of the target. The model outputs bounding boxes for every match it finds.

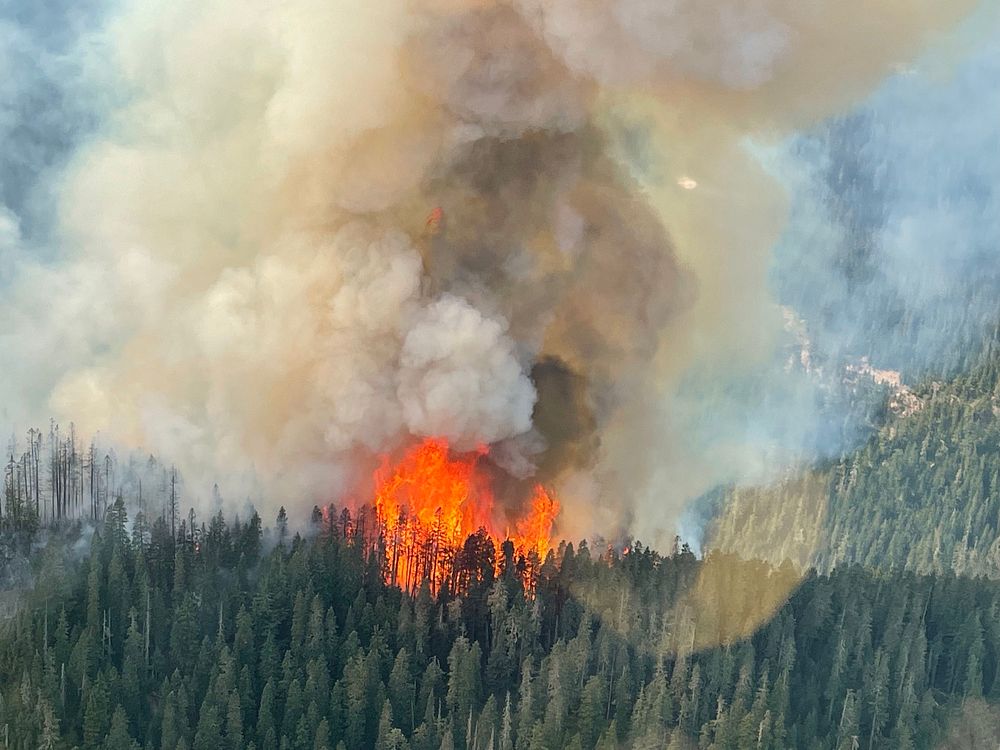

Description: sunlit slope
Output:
[706,347,1000,577]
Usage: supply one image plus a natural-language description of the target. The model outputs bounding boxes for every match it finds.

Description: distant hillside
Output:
[706,347,1000,578]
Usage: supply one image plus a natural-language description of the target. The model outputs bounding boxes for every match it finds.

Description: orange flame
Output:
[372,437,559,592]
[513,484,559,562]
[425,206,444,235]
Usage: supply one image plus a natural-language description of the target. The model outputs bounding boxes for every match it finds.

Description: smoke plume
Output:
[0,0,981,542]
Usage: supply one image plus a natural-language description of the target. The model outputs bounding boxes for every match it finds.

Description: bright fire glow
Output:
[373,437,560,592]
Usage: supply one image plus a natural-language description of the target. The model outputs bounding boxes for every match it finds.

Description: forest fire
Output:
[372,438,559,592]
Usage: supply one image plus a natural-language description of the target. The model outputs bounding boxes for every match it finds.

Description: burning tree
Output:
[361,437,559,595]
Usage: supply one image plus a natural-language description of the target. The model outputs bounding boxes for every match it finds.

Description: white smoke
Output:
[515,0,792,89]
[399,295,535,449]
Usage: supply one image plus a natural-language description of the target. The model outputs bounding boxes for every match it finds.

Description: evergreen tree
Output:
[106,704,140,750]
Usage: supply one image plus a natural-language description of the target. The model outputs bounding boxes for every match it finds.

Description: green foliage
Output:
[710,348,1000,578]
[1,500,999,750]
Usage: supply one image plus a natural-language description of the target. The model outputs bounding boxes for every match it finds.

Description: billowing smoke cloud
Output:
[0,0,981,541]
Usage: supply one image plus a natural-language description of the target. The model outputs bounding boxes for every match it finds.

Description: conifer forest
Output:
[4,0,1000,747]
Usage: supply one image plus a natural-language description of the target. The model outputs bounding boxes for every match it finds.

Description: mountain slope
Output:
[707,348,1000,577]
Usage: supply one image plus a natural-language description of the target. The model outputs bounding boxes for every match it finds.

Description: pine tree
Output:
[82,676,111,750]
[578,675,607,750]
[106,705,140,750]
[257,678,277,748]
[224,690,243,750]
[192,703,222,750]
[388,648,415,734]
[122,614,144,733]
[277,508,289,547]
[314,718,332,750]
[160,689,181,750]
[499,692,514,750]
[375,703,411,750]
[38,698,61,750]
[445,636,481,742]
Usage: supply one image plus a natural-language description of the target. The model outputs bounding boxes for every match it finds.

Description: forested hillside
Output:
[2,501,1000,750]
[707,348,1000,578]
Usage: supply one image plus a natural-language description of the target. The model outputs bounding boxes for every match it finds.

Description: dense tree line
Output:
[709,348,1000,578]
[0,500,999,749]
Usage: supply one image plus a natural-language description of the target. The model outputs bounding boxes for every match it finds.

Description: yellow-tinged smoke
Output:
[3,0,977,538]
